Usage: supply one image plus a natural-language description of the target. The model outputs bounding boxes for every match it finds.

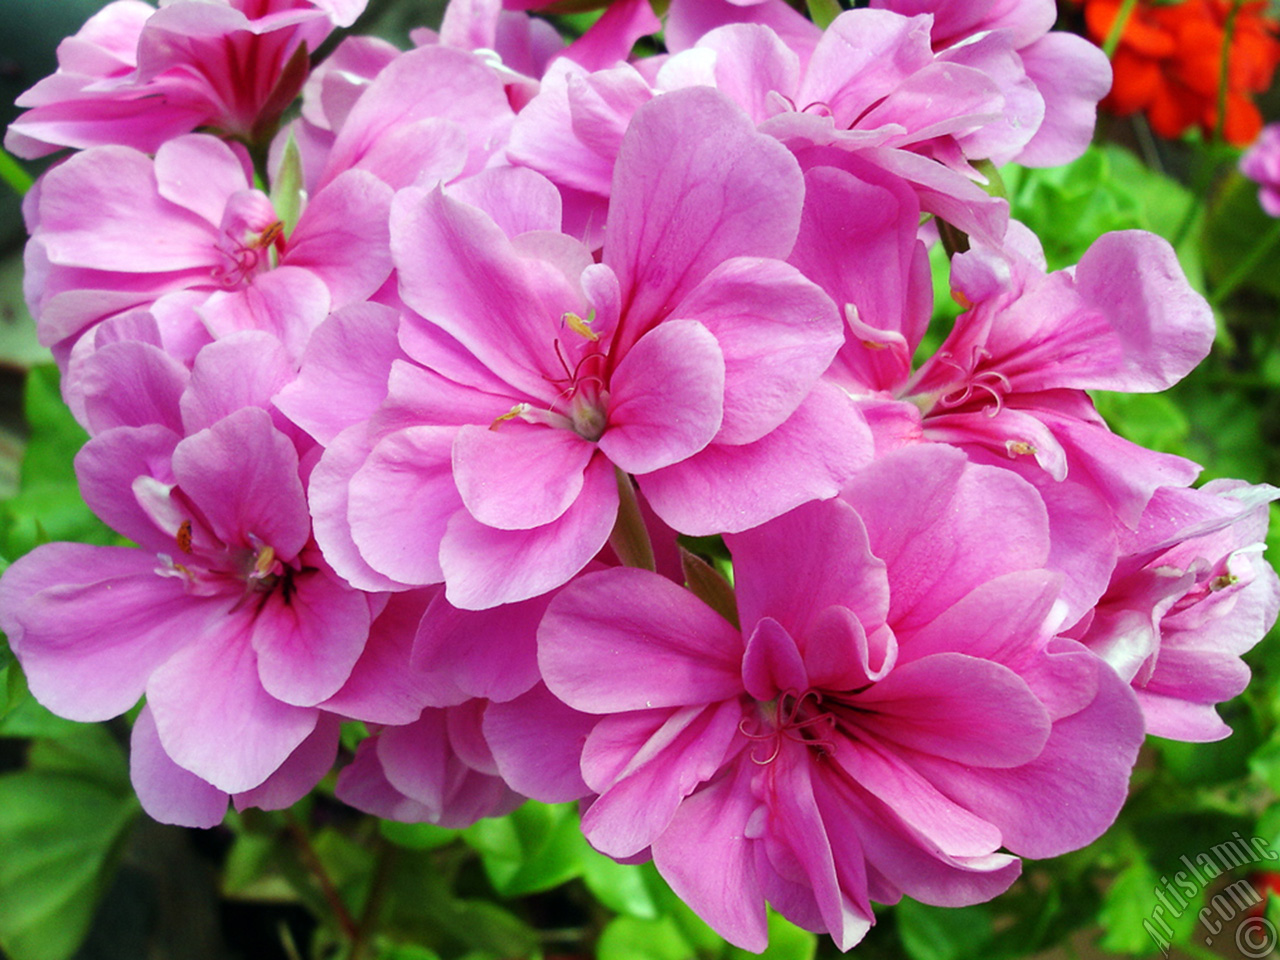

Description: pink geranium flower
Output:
[5,0,365,158]
[1241,123,1280,217]
[1067,480,1280,741]
[0,405,375,797]
[868,0,1112,166]
[509,8,1034,242]
[809,222,1215,621]
[25,133,391,371]
[309,87,870,609]
[337,702,525,827]
[538,445,1144,950]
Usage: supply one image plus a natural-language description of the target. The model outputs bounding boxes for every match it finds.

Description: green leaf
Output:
[26,724,129,792]
[806,0,842,29]
[0,675,83,740]
[726,911,817,960]
[1097,856,1201,954]
[0,771,138,960]
[1154,698,1261,785]
[897,898,992,960]
[463,801,587,897]
[2,365,114,560]
[1091,391,1190,456]
[221,832,298,903]
[383,850,538,957]
[1203,172,1280,301]
[17,366,86,485]
[374,944,442,960]
[380,820,461,851]
[596,915,699,960]
[0,149,32,197]
[579,846,660,919]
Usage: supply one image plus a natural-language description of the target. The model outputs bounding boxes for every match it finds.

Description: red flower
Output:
[1081,0,1280,145]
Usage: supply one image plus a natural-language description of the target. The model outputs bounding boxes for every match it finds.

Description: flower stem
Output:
[1102,0,1139,59]
[609,468,655,571]
[348,837,396,960]
[284,809,360,944]
[1213,0,1245,146]
[1210,216,1280,305]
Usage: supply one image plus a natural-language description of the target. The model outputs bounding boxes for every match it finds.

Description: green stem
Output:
[284,810,360,944]
[348,838,396,960]
[1210,217,1280,305]
[1214,0,1245,146]
[1171,189,1205,250]
[936,219,970,259]
[609,468,655,571]
[1170,0,1246,250]
[0,151,32,197]
[1102,0,1140,59]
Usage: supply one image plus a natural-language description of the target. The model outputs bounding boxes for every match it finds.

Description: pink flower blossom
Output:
[1242,123,1280,217]
[25,133,391,370]
[309,87,869,609]
[538,445,1144,950]
[509,9,1025,242]
[5,0,366,158]
[0,406,375,796]
[131,706,342,828]
[1067,480,1280,741]
[868,0,1112,166]
[336,703,525,827]
[821,223,1216,621]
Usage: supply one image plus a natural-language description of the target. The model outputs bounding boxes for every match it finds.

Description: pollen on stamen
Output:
[254,545,277,578]
[489,404,528,431]
[563,309,598,342]
[176,519,193,554]
[1006,440,1037,457]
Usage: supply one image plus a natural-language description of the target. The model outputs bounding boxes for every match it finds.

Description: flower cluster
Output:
[3,0,1278,952]
[1077,0,1280,145]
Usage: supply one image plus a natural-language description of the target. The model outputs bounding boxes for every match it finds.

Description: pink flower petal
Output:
[1,543,224,722]
[484,684,597,802]
[439,454,618,609]
[640,381,872,535]
[604,86,804,333]
[580,700,744,857]
[251,570,372,707]
[171,407,310,559]
[598,320,725,474]
[131,706,228,829]
[652,757,768,951]
[147,616,318,794]
[540,567,746,713]
[453,422,595,530]
[348,425,462,586]
[671,259,842,445]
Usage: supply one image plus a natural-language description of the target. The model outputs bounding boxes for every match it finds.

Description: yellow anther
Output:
[489,404,528,431]
[255,221,285,249]
[1006,440,1037,457]
[254,545,277,578]
[1211,573,1240,591]
[564,310,598,341]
